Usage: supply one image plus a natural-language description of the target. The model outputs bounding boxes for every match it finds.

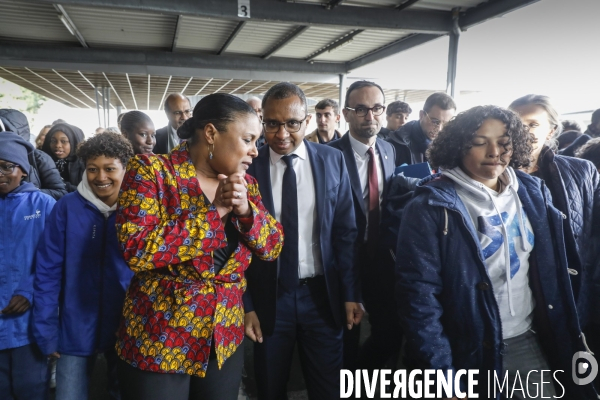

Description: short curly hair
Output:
[76,132,134,167]
[427,105,533,170]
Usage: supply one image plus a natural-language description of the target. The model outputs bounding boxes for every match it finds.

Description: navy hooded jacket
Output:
[33,191,133,356]
[396,170,597,399]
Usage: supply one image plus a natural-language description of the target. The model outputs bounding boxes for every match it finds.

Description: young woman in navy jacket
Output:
[396,106,597,399]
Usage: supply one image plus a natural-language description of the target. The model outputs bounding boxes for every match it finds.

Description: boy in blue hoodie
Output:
[0,132,55,399]
[33,132,134,400]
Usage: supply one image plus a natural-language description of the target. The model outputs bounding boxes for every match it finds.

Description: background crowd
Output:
[0,80,599,400]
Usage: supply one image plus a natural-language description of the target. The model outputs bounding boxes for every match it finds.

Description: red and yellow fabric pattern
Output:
[115,143,283,377]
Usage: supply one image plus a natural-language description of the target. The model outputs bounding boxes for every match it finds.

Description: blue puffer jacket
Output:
[396,171,597,399]
[535,148,600,328]
[0,183,55,350]
[33,191,133,356]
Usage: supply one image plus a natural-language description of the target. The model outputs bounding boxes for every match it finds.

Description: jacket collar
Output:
[337,133,367,215]
[417,170,549,210]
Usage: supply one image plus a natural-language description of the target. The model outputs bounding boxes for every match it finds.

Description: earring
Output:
[208,143,214,160]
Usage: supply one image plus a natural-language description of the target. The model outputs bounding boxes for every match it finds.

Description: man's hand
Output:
[49,352,61,359]
[244,311,263,343]
[1,295,30,314]
[344,302,364,330]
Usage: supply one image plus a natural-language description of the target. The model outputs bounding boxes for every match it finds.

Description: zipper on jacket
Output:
[444,206,506,356]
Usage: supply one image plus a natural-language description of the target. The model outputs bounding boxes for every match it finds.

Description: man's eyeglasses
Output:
[423,110,448,129]
[171,110,192,118]
[345,105,386,117]
[262,116,308,133]
[0,164,17,175]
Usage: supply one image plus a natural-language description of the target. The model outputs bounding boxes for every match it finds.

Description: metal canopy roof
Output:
[0,0,538,110]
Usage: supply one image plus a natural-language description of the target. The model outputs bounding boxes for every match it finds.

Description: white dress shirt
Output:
[348,133,384,240]
[269,141,323,278]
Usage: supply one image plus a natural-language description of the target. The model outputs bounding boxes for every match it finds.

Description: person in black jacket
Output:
[510,96,600,386]
[0,109,67,200]
[386,92,455,166]
[584,108,600,138]
[378,100,411,140]
[41,123,85,193]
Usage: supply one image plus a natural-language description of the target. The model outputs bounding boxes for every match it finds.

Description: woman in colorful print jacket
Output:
[115,93,283,400]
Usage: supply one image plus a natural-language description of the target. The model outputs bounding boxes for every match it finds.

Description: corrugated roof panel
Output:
[290,0,400,7]
[282,0,484,9]
[272,26,353,59]
[225,22,296,56]
[176,16,239,52]
[410,0,484,11]
[0,0,79,44]
[313,29,409,62]
[62,5,177,49]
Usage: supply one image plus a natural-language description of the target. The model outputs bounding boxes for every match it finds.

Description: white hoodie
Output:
[442,166,535,339]
[77,173,117,219]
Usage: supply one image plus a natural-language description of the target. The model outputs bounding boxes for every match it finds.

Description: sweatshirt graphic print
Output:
[443,167,535,339]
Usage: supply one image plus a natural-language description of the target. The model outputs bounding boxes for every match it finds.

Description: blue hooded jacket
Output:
[396,170,597,399]
[0,182,55,350]
[33,191,133,356]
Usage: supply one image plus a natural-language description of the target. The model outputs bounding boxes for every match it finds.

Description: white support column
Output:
[446,8,461,99]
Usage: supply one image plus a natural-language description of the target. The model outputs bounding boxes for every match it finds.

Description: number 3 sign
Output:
[238,0,250,18]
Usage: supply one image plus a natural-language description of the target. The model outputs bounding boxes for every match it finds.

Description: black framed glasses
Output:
[262,116,308,133]
[0,163,17,175]
[345,105,386,117]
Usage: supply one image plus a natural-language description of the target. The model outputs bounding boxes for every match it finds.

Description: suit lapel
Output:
[376,139,394,197]
[339,134,367,216]
[306,141,325,230]
[253,146,275,216]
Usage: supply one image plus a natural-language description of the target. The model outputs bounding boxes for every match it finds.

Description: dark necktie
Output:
[367,147,380,248]
[279,154,299,291]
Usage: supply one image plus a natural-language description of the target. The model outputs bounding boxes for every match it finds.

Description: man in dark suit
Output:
[244,82,363,400]
[152,93,191,154]
[329,80,400,372]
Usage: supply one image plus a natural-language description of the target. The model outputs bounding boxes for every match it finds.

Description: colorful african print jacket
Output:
[115,143,283,377]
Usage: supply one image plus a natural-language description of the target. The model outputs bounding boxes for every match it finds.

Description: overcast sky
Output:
[350,0,600,116]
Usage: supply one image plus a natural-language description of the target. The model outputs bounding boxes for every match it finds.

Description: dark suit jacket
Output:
[244,140,359,336]
[153,126,170,155]
[329,134,396,243]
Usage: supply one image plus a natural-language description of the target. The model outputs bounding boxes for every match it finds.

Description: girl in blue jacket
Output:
[0,132,55,400]
[396,106,597,399]
[33,132,134,400]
